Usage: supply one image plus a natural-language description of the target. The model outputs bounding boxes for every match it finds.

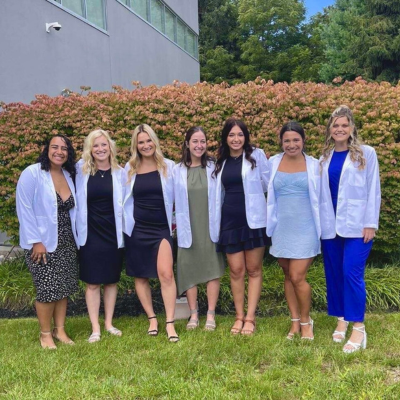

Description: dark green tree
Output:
[320,0,400,82]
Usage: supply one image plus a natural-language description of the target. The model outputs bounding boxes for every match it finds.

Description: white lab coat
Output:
[16,163,78,252]
[266,153,321,238]
[214,148,270,239]
[123,158,175,236]
[75,159,126,248]
[320,145,381,239]
[173,161,218,248]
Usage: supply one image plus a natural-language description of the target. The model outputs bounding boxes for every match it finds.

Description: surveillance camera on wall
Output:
[46,22,62,33]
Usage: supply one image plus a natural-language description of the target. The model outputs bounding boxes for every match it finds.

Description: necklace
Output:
[97,169,107,178]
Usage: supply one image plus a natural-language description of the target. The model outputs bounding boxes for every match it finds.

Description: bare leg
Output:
[104,283,119,331]
[85,284,101,334]
[278,258,300,337]
[36,300,56,348]
[53,297,73,343]
[157,239,178,340]
[288,258,313,339]
[206,278,220,321]
[135,277,157,333]
[226,251,246,333]
[242,247,265,334]
[186,286,199,329]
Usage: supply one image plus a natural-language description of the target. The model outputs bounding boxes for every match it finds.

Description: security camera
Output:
[46,22,62,33]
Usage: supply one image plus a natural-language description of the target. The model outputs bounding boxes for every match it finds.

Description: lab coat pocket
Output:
[346,199,366,229]
[348,168,366,187]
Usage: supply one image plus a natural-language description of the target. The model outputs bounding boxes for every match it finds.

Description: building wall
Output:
[0,0,199,105]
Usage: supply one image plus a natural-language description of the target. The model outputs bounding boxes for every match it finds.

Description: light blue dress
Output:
[269,171,320,259]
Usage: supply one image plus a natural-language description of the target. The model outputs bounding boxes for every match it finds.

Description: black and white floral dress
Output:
[25,193,79,303]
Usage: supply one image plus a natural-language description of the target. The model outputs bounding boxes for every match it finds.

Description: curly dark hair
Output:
[37,134,76,178]
[180,126,214,168]
[213,118,256,177]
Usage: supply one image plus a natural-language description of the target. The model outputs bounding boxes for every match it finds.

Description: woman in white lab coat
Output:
[75,129,126,343]
[123,124,179,342]
[267,122,321,340]
[214,118,270,335]
[320,105,381,353]
[16,135,78,349]
[173,127,225,331]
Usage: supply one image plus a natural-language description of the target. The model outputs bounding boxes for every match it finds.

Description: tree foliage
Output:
[199,0,324,83]
[320,0,400,83]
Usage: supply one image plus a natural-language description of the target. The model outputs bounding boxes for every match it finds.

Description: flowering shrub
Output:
[0,78,399,252]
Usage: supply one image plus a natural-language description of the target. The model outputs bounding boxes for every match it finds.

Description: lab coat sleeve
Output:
[16,167,42,245]
[258,149,270,193]
[364,147,381,229]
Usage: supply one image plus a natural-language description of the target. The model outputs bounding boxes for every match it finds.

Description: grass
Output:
[0,313,400,399]
[2,254,400,314]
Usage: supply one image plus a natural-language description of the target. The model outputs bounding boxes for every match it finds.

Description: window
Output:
[150,0,163,33]
[177,19,185,49]
[164,7,175,41]
[131,0,148,20]
[52,0,106,30]
[86,0,106,29]
[186,29,197,58]
[118,0,198,60]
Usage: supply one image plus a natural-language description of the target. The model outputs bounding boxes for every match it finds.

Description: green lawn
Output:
[1,313,400,399]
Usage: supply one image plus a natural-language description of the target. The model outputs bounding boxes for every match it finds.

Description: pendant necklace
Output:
[98,169,106,178]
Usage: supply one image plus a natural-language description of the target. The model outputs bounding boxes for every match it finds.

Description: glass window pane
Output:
[186,30,196,57]
[150,0,163,32]
[132,0,148,20]
[86,0,106,29]
[120,0,129,5]
[177,19,185,49]
[165,7,175,41]
[62,0,84,17]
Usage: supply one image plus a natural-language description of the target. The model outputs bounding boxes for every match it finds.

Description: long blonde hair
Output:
[320,105,366,170]
[127,124,167,180]
[81,129,119,175]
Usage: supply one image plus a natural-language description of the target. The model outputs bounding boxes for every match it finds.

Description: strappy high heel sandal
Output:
[343,325,367,353]
[300,318,314,340]
[332,317,349,343]
[186,309,199,330]
[204,310,216,331]
[52,326,74,345]
[147,315,158,336]
[286,318,300,340]
[166,320,179,343]
[40,331,57,350]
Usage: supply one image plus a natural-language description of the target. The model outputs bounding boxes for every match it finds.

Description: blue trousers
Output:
[321,236,373,322]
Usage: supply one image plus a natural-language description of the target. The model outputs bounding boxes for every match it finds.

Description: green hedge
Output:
[0,78,399,252]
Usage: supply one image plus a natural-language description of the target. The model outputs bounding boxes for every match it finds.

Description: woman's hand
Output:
[31,242,48,264]
[362,228,376,243]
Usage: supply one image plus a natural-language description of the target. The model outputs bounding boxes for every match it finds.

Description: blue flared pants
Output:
[321,236,373,322]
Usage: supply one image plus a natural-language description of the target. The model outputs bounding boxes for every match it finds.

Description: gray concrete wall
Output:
[0,0,199,105]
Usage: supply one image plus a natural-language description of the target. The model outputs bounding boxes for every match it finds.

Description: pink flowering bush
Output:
[0,78,399,252]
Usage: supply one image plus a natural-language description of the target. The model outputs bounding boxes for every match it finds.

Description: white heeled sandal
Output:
[286,318,300,340]
[332,317,349,343]
[343,325,367,353]
[300,318,314,340]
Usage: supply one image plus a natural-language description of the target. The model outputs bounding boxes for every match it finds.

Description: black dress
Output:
[25,193,79,303]
[217,156,269,254]
[125,170,173,278]
[79,169,123,285]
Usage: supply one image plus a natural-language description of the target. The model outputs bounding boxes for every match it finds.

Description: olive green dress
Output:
[177,166,225,295]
